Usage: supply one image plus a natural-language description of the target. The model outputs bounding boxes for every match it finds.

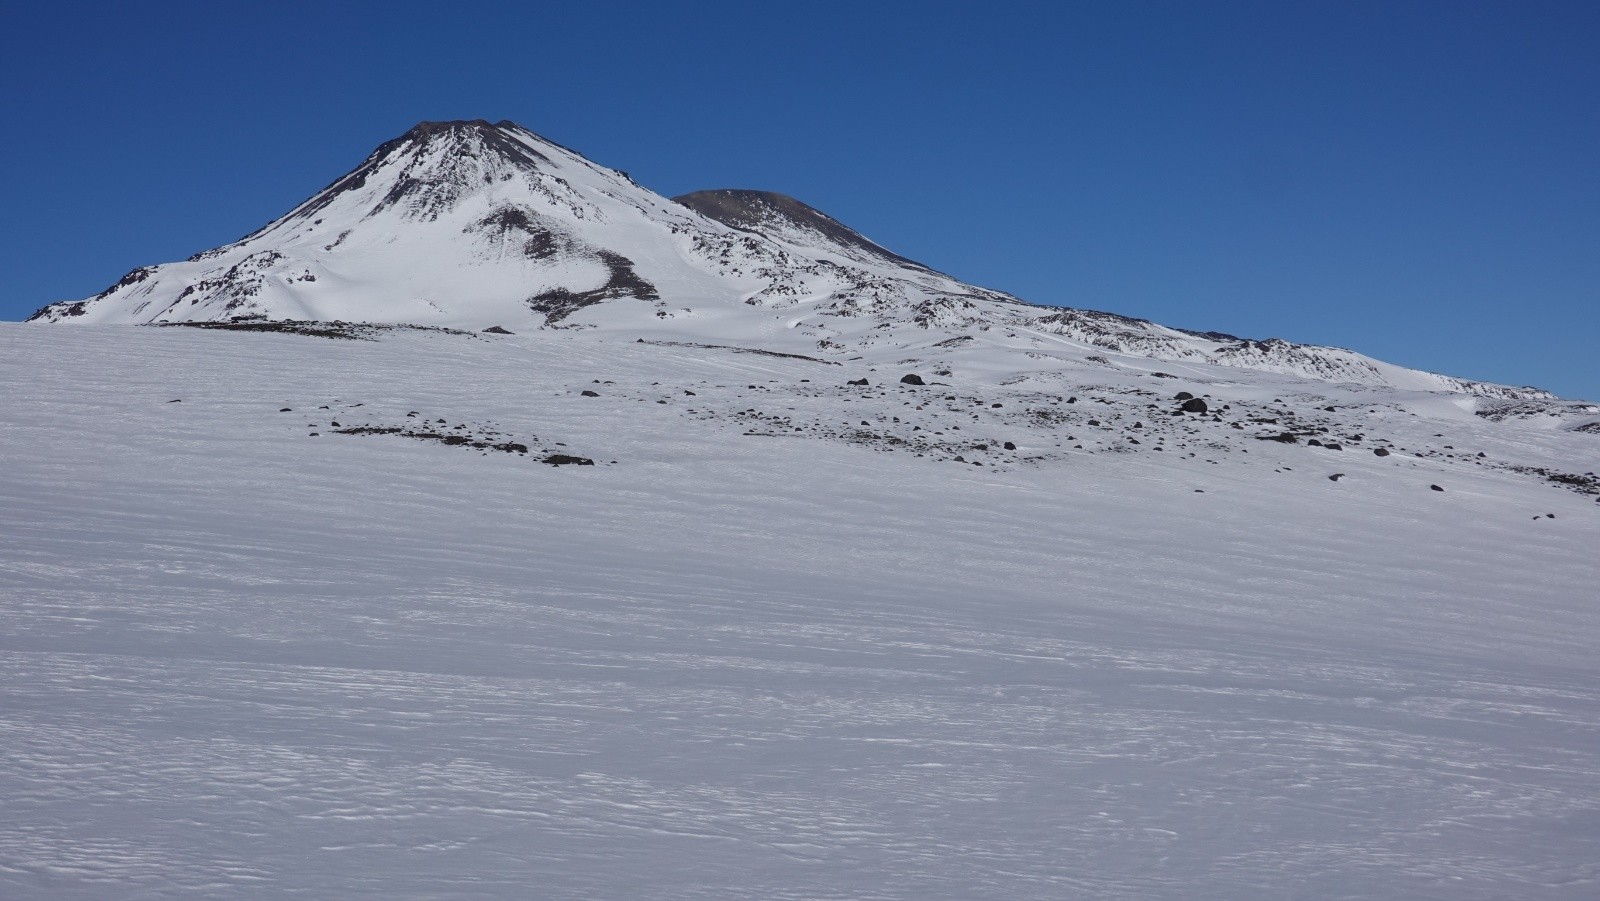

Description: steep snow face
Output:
[26,119,1554,400]
[28,120,713,328]
[25,120,1012,337]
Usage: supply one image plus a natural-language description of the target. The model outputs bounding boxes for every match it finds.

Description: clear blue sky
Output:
[3,0,1596,399]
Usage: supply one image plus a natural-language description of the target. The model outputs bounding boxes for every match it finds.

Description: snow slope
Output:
[3,321,1598,899]
[26,119,1556,401]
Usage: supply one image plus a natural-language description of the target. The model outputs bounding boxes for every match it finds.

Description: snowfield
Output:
[2,322,1597,899]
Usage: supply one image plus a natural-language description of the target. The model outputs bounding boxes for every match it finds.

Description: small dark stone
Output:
[1307,438,1322,447]
[1431,484,1445,492]
[1329,473,1344,482]
[1374,447,1391,457]
[482,326,513,334]
[1323,443,1342,451]
[847,378,869,386]
[1003,441,1016,450]
[581,390,600,397]
[279,407,292,412]
[1180,397,1208,414]
[167,399,181,403]
[684,390,696,396]
[900,374,925,385]
[1175,391,1195,401]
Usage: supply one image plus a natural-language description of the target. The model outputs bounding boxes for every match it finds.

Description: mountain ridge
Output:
[26,118,1558,401]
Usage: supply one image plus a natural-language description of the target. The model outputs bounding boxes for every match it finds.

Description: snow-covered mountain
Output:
[7,119,1600,899]
[26,119,1553,401]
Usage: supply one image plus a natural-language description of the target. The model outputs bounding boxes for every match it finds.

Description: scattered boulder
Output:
[1180,397,1208,413]
[279,407,292,412]
[580,390,600,397]
[1329,473,1344,482]
[1374,447,1391,457]
[900,374,925,385]
[543,454,595,466]
[1003,441,1016,450]
[482,326,513,334]
[1175,391,1195,401]
[847,378,869,386]
[1430,484,1445,492]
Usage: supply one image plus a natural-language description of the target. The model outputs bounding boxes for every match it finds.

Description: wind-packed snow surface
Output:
[3,319,1598,900]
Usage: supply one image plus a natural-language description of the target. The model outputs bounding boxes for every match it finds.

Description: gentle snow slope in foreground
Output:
[2,324,1598,900]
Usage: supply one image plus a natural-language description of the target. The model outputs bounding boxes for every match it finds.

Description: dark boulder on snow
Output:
[847,378,869,386]
[580,390,600,397]
[1175,391,1195,401]
[1003,441,1016,450]
[1374,447,1391,457]
[543,454,595,466]
[1180,397,1208,413]
[1430,484,1445,492]
[900,374,925,385]
[482,326,514,334]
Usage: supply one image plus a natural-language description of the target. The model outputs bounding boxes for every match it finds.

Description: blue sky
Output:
[3,0,1596,398]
